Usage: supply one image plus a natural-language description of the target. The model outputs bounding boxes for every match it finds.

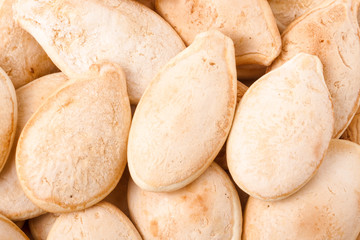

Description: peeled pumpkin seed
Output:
[155,0,281,67]
[13,0,185,104]
[227,53,334,201]
[29,167,131,240]
[128,30,237,192]
[128,163,242,240]
[16,62,131,213]
[0,73,69,221]
[243,139,360,240]
[269,0,360,138]
[47,202,141,240]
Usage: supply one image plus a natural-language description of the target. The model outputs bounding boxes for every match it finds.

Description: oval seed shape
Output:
[269,0,360,138]
[243,139,360,240]
[128,163,242,240]
[13,0,185,104]
[227,53,334,200]
[128,30,237,192]
[0,73,69,221]
[155,0,281,66]
[16,63,131,212]
[0,67,17,174]
[47,202,141,240]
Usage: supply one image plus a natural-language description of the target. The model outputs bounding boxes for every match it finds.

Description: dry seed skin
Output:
[128,163,242,240]
[268,0,324,32]
[13,0,185,104]
[0,214,29,240]
[269,0,360,138]
[155,0,281,66]
[128,30,237,192]
[16,63,131,213]
[243,139,360,240]
[227,53,334,200]
[0,67,17,174]
[47,202,141,240]
[0,73,68,221]
[0,0,58,89]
